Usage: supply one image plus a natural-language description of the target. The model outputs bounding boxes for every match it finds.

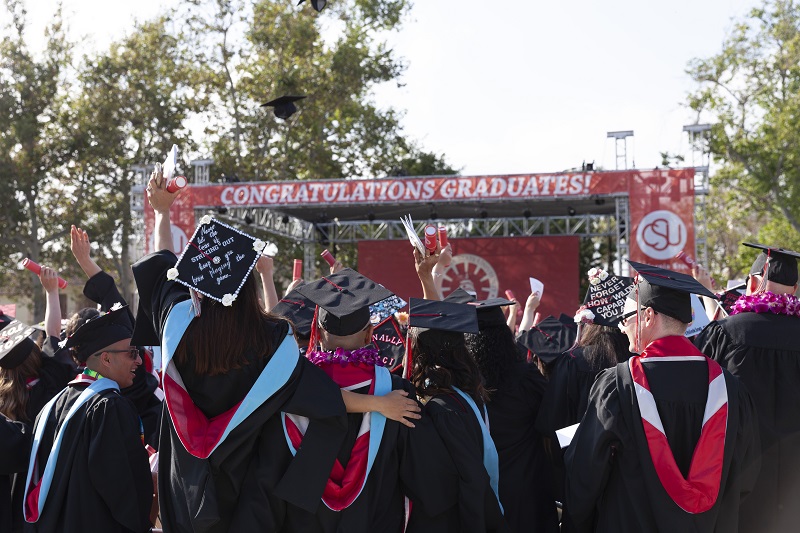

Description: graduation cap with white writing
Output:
[169,216,264,306]
[577,268,634,327]
[744,242,800,286]
[0,319,37,369]
[627,260,717,324]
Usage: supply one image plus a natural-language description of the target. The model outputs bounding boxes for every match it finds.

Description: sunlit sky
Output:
[21,0,761,175]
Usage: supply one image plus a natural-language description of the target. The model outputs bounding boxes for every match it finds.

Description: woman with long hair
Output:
[405,297,506,533]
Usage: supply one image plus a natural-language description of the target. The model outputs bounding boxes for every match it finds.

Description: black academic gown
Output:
[282,375,456,533]
[695,312,800,533]
[26,381,153,532]
[489,361,559,533]
[0,416,30,533]
[82,271,162,448]
[565,337,760,533]
[407,390,507,533]
[132,250,349,533]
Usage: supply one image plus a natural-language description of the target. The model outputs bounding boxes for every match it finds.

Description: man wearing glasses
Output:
[23,305,154,532]
[565,261,760,533]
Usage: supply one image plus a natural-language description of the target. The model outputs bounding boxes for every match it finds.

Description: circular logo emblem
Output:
[636,210,687,260]
[440,254,500,300]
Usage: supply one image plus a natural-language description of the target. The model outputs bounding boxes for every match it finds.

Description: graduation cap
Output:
[408,298,480,334]
[517,315,577,363]
[369,294,407,325]
[443,287,477,304]
[0,312,13,331]
[371,316,406,368]
[171,217,263,305]
[468,297,515,329]
[577,268,635,327]
[271,289,316,337]
[297,0,327,12]
[63,304,133,363]
[261,95,306,120]
[719,282,746,315]
[295,268,395,337]
[626,260,717,324]
[744,242,800,286]
[0,319,37,369]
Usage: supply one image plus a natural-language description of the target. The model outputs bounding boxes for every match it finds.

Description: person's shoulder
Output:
[425,390,468,415]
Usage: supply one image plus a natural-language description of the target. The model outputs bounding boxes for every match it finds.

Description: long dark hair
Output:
[576,323,633,371]
[410,327,488,403]
[0,346,42,422]
[464,323,522,393]
[175,272,283,375]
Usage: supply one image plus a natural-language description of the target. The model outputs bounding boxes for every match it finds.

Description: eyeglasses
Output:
[96,348,141,360]
[618,307,657,331]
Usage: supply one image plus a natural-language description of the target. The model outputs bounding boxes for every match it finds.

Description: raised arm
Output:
[146,163,181,252]
[506,299,520,333]
[414,247,441,301]
[518,291,541,332]
[39,266,62,338]
[255,255,279,311]
[70,225,102,279]
[431,243,452,299]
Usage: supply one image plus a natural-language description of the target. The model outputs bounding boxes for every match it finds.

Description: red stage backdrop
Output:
[357,236,580,320]
[628,169,696,274]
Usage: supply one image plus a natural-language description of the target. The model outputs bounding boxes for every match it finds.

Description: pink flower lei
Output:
[306,346,385,367]
[730,291,800,318]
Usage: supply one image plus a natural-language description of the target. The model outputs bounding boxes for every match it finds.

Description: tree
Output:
[687,0,800,269]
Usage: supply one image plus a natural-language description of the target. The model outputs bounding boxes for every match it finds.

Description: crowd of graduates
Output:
[0,166,799,533]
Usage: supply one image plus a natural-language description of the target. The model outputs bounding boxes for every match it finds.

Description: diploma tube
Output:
[424,225,438,253]
[320,249,336,267]
[438,226,448,248]
[293,259,303,281]
[166,175,188,193]
[20,258,68,289]
[505,289,516,301]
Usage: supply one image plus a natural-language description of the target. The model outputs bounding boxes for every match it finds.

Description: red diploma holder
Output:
[293,259,303,281]
[424,225,438,253]
[505,289,516,301]
[21,258,68,289]
[438,226,448,248]
[321,249,336,267]
[166,175,188,193]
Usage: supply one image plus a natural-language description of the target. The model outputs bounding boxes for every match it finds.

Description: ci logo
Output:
[636,210,687,260]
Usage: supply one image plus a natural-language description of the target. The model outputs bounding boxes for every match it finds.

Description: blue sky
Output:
[23,0,761,175]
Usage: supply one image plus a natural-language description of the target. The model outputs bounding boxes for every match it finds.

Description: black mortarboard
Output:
[408,298,480,334]
[626,260,717,324]
[261,95,306,120]
[578,269,634,327]
[468,297,515,329]
[271,290,316,337]
[719,282,746,315]
[0,312,13,331]
[63,305,133,363]
[296,0,327,12]
[172,217,263,305]
[443,287,477,304]
[517,315,577,363]
[0,320,37,369]
[744,242,800,286]
[295,268,395,336]
[371,316,406,368]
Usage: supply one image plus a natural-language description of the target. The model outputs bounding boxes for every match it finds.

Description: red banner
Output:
[628,169,696,274]
[357,236,581,320]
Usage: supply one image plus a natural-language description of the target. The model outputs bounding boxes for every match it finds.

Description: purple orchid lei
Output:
[306,346,386,367]
[730,291,800,317]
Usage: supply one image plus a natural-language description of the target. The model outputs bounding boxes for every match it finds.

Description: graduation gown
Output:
[407,390,507,533]
[695,312,800,533]
[281,372,455,533]
[565,336,760,533]
[132,250,349,533]
[0,416,30,533]
[489,361,558,533]
[82,270,162,448]
[24,379,153,532]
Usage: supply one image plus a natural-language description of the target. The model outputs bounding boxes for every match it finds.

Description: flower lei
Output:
[730,291,800,317]
[307,346,386,367]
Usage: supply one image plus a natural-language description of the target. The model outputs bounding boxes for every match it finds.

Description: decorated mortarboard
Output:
[408,298,480,334]
[168,216,265,306]
[443,287,477,304]
[62,303,133,363]
[261,95,306,120]
[295,268,395,337]
[574,268,634,327]
[371,316,406,368]
[468,297,515,329]
[0,320,37,369]
[719,282,747,315]
[271,289,316,337]
[744,242,800,286]
[518,315,577,364]
[626,260,717,324]
[369,294,407,326]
